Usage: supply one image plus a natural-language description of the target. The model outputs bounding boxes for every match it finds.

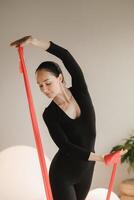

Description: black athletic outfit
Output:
[43,41,96,200]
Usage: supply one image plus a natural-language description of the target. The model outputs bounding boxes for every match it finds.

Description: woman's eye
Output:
[39,82,51,88]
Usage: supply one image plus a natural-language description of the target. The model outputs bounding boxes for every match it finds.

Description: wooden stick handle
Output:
[10,35,32,47]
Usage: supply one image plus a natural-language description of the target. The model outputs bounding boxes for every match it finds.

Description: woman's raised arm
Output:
[10,36,88,92]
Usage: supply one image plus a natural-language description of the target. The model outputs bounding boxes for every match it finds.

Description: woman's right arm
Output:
[11,36,88,93]
[40,39,88,93]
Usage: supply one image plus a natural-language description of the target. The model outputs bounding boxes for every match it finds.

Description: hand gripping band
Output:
[104,151,121,165]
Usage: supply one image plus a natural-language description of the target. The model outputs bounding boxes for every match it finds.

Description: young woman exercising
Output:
[11,36,127,200]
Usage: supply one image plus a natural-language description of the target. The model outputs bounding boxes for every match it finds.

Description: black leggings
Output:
[49,151,95,200]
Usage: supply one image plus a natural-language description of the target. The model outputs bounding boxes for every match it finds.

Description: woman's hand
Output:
[119,149,128,156]
[88,149,128,163]
[104,149,128,165]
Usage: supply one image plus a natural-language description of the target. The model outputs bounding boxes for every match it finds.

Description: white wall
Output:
[0,0,134,194]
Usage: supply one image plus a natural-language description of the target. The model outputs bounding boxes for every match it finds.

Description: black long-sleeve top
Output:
[42,41,96,161]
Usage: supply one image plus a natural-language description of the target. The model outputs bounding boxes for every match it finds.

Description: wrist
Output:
[30,38,50,50]
[30,38,40,46]
[88,152,104,162]
[100,155,104,162]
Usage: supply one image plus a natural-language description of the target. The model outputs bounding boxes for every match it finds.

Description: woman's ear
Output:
[58,73,64,83]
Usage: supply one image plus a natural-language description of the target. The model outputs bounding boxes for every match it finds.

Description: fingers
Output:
[10,35,32,47]
[120,149,128,156]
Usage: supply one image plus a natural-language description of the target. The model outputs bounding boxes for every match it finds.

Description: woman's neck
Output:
[53,87,72,106]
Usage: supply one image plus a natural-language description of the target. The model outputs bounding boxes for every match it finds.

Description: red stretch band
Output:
[106,163,118,200]
[17,46,53,200]
[104,151,121,200]
[104,151,121,165]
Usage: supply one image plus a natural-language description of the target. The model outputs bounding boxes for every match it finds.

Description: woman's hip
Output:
[49,150,95,184]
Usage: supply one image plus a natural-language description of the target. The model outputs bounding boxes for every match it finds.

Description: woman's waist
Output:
[57,148,95,161]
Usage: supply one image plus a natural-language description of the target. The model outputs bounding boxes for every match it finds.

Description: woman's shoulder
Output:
[42,101,58,122]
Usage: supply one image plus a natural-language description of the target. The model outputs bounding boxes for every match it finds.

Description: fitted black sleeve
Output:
[46,41,88,93]
[43,110,91,161]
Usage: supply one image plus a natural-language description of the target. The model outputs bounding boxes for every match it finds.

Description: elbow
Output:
[62,48,72,57]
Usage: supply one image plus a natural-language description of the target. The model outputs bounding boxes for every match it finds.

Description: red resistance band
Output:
[17,46,53,200]
[17,46,121,200]
[104,151,121,200]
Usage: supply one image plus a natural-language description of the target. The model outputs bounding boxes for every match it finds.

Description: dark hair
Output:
[35,61,64,82]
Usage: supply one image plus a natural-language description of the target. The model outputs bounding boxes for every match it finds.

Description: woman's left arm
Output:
[89,149,128,164]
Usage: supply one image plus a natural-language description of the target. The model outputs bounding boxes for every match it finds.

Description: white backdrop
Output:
[0,0,134,194]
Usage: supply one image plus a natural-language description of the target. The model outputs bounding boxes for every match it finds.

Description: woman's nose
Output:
[42,85,48,93]
[43,88,49,94]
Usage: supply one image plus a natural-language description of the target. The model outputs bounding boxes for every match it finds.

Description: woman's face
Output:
[36,69,63,99]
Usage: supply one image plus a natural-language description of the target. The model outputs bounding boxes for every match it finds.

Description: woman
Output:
[11,36,127,200]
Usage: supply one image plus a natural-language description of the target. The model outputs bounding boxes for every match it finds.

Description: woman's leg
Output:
[74,161,95,200]
[49,173,77,200]
[49,152,77,200]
